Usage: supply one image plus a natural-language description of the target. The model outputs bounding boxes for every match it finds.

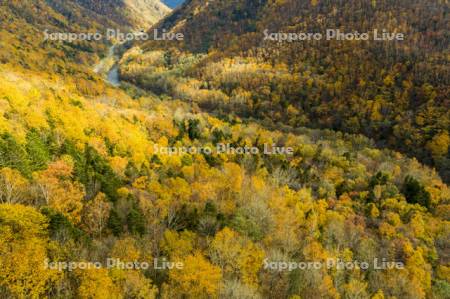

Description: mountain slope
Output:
[123,0,450,182]
[0,0,115,90]
[73,0,171,28]
[1,62,449,298]
[0,0,170,95]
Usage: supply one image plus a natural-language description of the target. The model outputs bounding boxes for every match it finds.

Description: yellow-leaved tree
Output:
[109,237,158,299]
[0,167,29,204]
[76,267,122,299]
[33,157,85,224]
[0,204,59,298]
[210,227,264,287]
[165,252,222,299]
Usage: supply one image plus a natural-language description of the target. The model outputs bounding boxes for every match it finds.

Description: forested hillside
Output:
[1,59,449,298]
[123,0,450,182]
[0,0,170,80]
[0,0,449,298]
[72,0,170,28]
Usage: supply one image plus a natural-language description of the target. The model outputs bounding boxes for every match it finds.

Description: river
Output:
[94,44,121,86]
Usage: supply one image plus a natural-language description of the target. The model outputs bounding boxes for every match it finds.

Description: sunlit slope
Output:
[73,0,171,28]
[0,63,449,297]
[0,0,170,79]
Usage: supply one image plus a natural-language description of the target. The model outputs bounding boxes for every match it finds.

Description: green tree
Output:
[402,176,431,208]
[25,129,51,171]
[0,133,31,177]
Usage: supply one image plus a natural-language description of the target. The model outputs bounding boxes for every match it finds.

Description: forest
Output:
[0,0,449,298]
[130,0,449,183]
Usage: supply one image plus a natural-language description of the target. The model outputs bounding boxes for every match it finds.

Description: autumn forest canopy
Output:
[0,0,449,298]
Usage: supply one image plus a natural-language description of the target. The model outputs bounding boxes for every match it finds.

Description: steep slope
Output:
[122,0,450,182]
[0,0,170,95]
[156,0,267,51]
[0,0,114,94]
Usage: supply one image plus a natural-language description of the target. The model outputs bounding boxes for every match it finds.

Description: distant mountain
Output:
[162,0,185,8]
[73,0,171,28]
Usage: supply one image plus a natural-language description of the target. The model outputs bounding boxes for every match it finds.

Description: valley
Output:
[0,1,448,298]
